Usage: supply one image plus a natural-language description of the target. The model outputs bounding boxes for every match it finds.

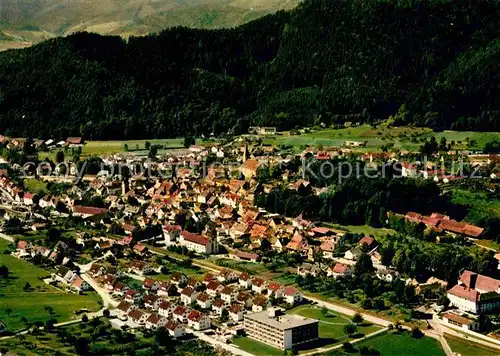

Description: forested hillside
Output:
[0,0,499,139]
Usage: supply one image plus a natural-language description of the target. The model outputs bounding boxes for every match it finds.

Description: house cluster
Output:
[89,258,303,337]
[0,135,84,151]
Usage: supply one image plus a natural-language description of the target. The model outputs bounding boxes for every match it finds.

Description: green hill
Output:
[0,0,498,139]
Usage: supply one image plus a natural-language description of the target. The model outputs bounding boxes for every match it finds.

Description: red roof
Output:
[239,272,250,281]
[66,137,83,144]
[128,309,144,321]
[73,205,108,216]
[117,301,132,312]
[332,263,350,274]
[221,286,234,295]
[197,292,210,302]
[447,285,479,302]
[187,310,206,322]
[164,224,182,232]
[359,236,376,247]
[173,306,187,316]
[24,192,33,199]
[181,231,209,246]
[147,313,161,325]
[207,281,221,291]
[459,270,500,293]
[283,286,298,296]
[166,320,181,331]
[268,282,282,292]
[204,273,214,283]
[252,278,266,287]
[159,301,172,310]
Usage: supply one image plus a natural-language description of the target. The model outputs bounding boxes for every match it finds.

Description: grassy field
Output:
[263,125,500,153]
[0,252,101,331]
[354,331,445,356]
[82,138,184,157]
[452,188,500,223]
[211,258,269,275]
[289,306,381,341]
[232,337,283,356]
[444,335,499,356]
[324,223,396,239]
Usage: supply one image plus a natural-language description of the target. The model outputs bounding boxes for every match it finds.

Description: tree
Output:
[145,141,151,150]
[56,151,65,163]
[75,337,89,355]
[410,326,422,338]
[148,145,158,160]
[103,309,110,318]
[81,314,88,323]
[183,136,195,148]
[359,346,380,356]
[44,306,54,315]
[354,253,374,276]
[23,282,32,291]
[124,144,129,152]
[343,324,357,337]
[342,342,355,353]
[352,313,364,325]
[220,308,229,322]
[321,307,329,318]
[0,265,8,277]
[5,308,12,317]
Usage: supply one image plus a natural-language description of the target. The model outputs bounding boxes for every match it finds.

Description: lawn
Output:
[289,306,381,342]
[354,331,445,356]
[23,178,48,194]
[444,335,499,356]
[0,253,101,331]
[212,258,268,275]
[232,337,283,356]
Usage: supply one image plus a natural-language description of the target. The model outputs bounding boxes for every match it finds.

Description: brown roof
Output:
[147,313,160,325]
[443,312,476,326]
[253,295,268,306]
[128,309,144,320]
[143,278,157,289]
[359,236,376,247]
[268,282,282,292]
[117,301,132,312]
[166,320,181,331]
[229,303,243,314]
[207,281,221,291]
[239,272,250,281]
[213,298,225,308]
[171,272,186,282]
[252,278,266,287]
[73,206,108,215]
[221,286,234,295]
[203,273,214,283]
[181,286,195,296]
[159,301,172,310]
[241,159,261,172]
[197,292,210,302]
[236,251,259,261]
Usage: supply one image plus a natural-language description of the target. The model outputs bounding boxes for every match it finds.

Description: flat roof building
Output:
[244,308,319,350]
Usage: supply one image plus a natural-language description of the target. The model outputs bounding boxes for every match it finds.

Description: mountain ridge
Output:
[0,0,498,139]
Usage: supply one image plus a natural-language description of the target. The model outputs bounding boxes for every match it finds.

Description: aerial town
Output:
[1,125,500,355]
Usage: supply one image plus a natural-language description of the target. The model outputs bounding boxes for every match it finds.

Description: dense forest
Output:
[0,0,499,139]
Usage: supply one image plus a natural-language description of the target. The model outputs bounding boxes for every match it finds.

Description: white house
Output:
[283,287,302,306]
[187,310,211,331]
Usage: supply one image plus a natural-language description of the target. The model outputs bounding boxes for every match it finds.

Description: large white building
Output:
[244,308,318,350]
[447,270,500,314]
[179,231,218,254]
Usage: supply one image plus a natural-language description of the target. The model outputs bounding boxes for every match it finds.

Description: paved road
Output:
[81,273,118,308]
[0,231,14,243]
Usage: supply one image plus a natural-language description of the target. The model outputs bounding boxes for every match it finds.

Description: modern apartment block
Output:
[244,308,319,350]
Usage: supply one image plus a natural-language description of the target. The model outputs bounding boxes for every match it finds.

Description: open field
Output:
[263,125,500,152]
[0,252,101,331]
[232,337,283,356]
[444,334,499,356]
[354,331,445,356]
